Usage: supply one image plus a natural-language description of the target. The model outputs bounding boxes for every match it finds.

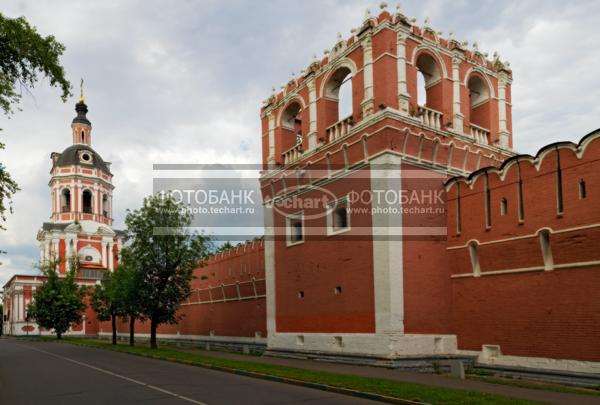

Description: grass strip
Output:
[467,374,600,397]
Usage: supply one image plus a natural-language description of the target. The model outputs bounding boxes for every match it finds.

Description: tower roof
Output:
[53,144,111,174]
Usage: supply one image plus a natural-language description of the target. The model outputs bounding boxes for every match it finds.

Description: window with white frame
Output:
[327,196,351,235]
[286,212,304,246]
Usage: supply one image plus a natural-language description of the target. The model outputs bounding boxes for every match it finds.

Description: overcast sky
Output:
[0,0,599,286]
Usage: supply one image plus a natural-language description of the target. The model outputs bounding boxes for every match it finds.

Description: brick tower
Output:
[259,5,515,357]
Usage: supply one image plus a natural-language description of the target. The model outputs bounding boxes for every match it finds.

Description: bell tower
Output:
[38,86,124,276]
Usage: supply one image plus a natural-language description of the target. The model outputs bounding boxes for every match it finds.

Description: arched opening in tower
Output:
[280,101,303,153]
[102,194,109,217]
[415,52,442,113]
[325,66,353,126]
[467,75,491,130]
[82,189,93,214]
[61,189,71,212]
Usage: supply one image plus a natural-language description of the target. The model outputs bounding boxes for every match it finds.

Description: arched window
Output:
[579,179,587,199]
[82,190,93,214]
[102,194,109,217]
[500,198,508,216]
[539,229,554,271]
[81,130,85,144]
[415,53,442,112]
[468,241,481,277]
[61,189,71,212]
[325,66,353,126]
[280,102,303,153]
[467,75,490,130]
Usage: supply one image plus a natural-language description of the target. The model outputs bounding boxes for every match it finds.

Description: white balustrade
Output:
[282,144,303,165]
[469,123,490,145]
[417,106,443,130]
[326,115,354,143]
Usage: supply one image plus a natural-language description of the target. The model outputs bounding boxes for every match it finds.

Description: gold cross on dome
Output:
[79,78,85,103]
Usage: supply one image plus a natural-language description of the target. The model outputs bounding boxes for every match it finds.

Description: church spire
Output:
[72,79,92,145]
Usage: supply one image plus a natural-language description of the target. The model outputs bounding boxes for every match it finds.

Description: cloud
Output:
[1,0,598,285]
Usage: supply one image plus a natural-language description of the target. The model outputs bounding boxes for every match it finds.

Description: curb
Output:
[65,341,427,405]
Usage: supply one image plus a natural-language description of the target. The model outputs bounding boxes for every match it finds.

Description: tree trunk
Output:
[111,314,117,345]
[129,316,135,346]
[150,318,158,349]
[57,332,62,340]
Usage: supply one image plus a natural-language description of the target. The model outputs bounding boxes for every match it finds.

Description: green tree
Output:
[125,194,210,349]
[118,248,144,346]
[27,257,87,339]
[0,13,71,232]
[91,270,127,345]
[214,241,233,253]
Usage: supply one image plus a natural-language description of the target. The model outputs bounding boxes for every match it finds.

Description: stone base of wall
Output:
[98,332,267,354]
[267,332,458,358]
[461,345,600,378]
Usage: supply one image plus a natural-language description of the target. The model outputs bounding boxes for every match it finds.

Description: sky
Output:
[0,0,599,286]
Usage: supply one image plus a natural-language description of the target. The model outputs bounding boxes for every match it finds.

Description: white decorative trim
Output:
[285,211,305,247]
[447,222,600,250]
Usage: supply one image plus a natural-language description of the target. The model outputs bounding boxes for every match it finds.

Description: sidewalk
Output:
[169,345,600,405]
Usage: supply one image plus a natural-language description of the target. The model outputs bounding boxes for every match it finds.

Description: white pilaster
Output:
[264,202,277,345]
[77,180,82,213]
[452,57,464,134]
[370,154,404,334]
[52,239,59,261]
[497,74,510,147]
[267,113,276,167]
[307,78,318,150]
[108,241,114,271]
[101,241,107,268]
[361,34,375,117]
[396,32,410,114]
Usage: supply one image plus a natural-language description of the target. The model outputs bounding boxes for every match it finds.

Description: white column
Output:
[497,74,510,147]
[101,241,107,268]
[361,33,375,117]
[65,237,71,261]
[45,239,51,261]
[370,154,404,334]
[307,78,318,150]
[77,180,82,213]
[93,185,99,215]
[52,239,59,261]
[452,57,464,134]
[396,32,410,114]
[267,113,275,167]
[54,185,59,217]
[108,241,114,271]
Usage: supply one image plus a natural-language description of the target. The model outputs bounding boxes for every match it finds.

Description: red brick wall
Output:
[402,163,452,334]
[447,132,600,361]
[108,241,267,339]
[452,267,600,361]
[273,171,376,333]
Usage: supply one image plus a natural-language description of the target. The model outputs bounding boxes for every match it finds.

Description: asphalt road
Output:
[0,339,379,405]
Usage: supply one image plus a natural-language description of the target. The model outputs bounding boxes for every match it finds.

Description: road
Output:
[0,339,379,405]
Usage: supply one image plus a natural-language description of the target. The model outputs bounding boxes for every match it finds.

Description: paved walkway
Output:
[170,345,600,405]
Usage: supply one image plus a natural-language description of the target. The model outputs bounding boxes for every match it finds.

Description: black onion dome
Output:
[72,101,91,125]
[54,144,111,174]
